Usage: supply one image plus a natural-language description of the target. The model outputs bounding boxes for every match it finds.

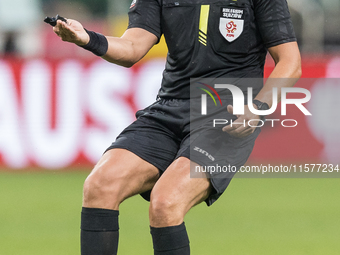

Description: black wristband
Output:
[253,99,270,122]
[80,29,108,56]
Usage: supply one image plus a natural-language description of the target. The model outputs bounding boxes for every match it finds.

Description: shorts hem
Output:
[176,154,225,207]
[105,144,166,203]
[105,144,165,174]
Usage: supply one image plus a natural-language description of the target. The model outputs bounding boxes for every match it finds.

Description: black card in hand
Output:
[44,14,67,26]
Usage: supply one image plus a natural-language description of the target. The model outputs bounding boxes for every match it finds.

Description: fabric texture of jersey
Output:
[128,0,296,98]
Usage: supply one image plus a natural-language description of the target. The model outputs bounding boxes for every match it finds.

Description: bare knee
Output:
[149,191,185,227]
[83,166,125,210]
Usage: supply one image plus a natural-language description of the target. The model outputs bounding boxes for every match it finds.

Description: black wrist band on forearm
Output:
[80,29,108,56]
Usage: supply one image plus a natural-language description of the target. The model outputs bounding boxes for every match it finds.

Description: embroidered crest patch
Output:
[219,7,245,42]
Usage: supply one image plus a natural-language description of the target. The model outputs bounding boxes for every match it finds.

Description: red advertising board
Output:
[0,56,339,169]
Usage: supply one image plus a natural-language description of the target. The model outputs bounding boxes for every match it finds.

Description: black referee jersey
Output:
[128,0,296,98]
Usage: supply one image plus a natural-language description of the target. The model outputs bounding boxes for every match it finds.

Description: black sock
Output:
[81,207,119,255]
[150,222,190,255]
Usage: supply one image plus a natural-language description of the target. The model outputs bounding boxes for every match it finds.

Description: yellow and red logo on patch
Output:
[226,21,237,34]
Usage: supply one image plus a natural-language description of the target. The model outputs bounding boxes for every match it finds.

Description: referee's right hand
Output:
[53,19,90,46]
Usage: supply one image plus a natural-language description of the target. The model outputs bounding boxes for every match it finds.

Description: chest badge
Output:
[219,7,244,42]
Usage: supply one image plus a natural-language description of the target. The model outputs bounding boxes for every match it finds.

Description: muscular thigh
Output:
[83,148,160,209]
[150,157,212,219]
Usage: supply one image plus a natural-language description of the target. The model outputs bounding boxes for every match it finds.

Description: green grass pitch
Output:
[0,170,339,254]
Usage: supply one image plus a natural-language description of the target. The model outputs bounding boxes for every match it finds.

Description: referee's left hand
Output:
[222,105,260,138]
[53,19,90,46]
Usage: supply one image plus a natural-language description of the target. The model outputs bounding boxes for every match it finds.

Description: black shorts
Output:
[106,98,260,206]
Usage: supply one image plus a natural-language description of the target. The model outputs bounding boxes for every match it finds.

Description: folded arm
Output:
[254,41,302,107]
[223,41,302,137]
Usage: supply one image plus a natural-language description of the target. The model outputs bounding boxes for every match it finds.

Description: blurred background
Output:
[0,0,340,254]
[0,0,340,58]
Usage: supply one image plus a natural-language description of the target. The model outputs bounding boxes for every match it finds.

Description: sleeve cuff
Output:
[127,24,162,44]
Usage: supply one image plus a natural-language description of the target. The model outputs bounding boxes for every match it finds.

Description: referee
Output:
[51,0,301,254]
